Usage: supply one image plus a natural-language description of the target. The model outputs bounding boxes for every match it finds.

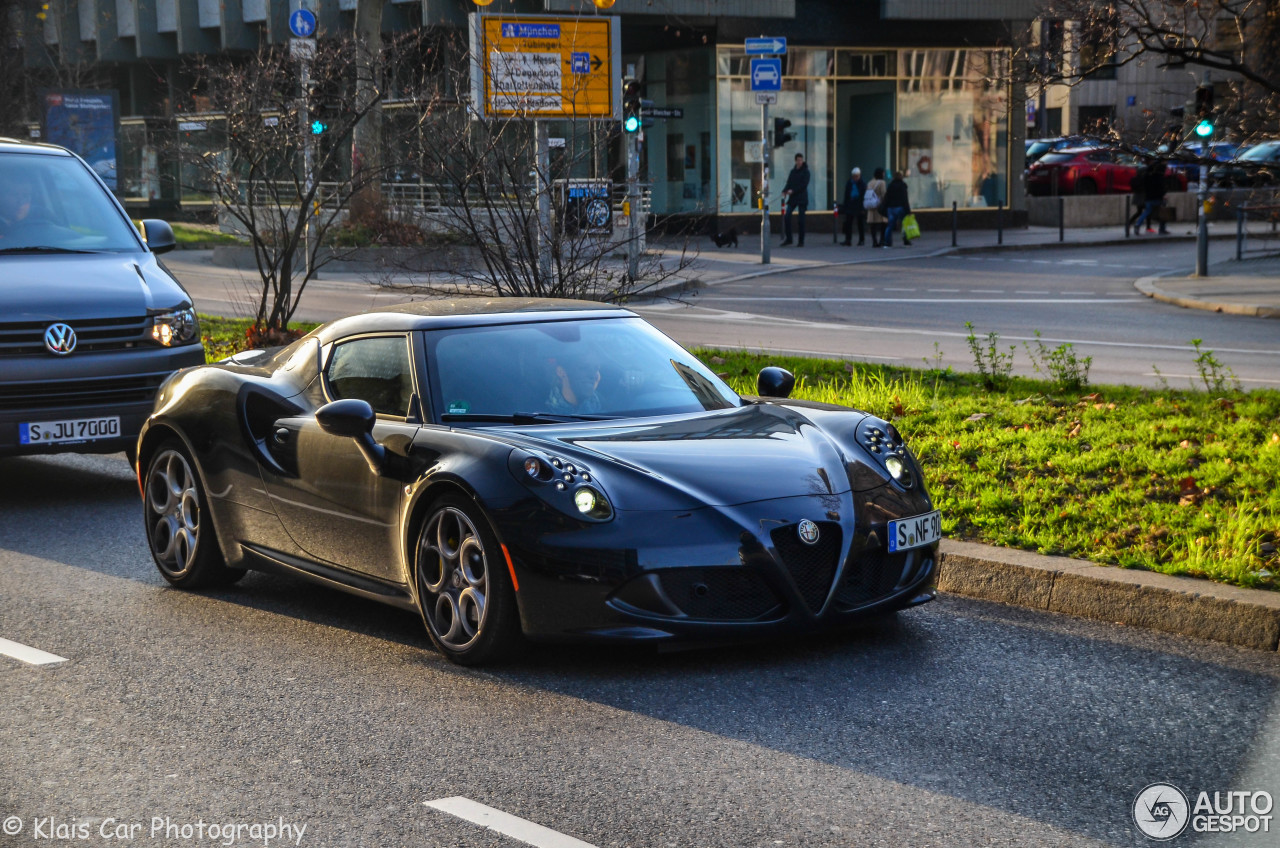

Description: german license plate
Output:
[19,416,121,445]
[888,510,942,553]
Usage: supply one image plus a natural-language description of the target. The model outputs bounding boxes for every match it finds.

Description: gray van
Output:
[0,138,205,464]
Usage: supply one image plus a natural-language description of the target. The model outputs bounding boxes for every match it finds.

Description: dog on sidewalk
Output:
[710,227,739,249]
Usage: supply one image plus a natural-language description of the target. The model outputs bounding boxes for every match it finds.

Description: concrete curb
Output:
[937,539,1280,651]
[1134,271,1280,318]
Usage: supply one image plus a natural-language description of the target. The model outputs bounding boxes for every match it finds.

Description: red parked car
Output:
[1026,148,1188,196]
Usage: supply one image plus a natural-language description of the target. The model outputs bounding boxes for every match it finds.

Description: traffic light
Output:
[1193,85,1215,138]
[773,117,794,149]
[311,119,328,135]
[622,79,642,133]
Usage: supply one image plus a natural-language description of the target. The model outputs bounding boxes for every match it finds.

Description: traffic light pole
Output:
[535,120,553,283]
[627,130,640,282]
[1196,171,1210,277]
[299,55,316,278]
[760,102,771,265]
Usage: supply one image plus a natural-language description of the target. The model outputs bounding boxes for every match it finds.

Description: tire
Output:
[143,440,243,588]
[413,494,521,665]
[1075,178,1098,195]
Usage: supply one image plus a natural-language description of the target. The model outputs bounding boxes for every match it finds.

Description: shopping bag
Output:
[901,214,921,241]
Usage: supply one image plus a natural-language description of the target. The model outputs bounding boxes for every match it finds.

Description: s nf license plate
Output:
[19,416,121,445]
[888,510,942,553]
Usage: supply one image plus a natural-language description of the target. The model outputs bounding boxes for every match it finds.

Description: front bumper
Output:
[0,344,205,457]
[499,488,939,643]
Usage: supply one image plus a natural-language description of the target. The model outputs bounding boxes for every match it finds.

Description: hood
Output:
[0,252,190,321]
[516,403,862,509]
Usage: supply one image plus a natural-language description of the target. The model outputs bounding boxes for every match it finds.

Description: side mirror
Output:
[317,399,385,473]
[140,219,176,255]
[756,367,795,399]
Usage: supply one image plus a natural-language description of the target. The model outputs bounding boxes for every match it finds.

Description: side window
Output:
[326,336,414,418]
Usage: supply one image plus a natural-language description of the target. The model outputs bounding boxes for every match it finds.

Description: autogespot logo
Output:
[1134,783,1190,840]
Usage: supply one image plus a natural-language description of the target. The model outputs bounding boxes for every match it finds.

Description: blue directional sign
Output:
[745,37,787,56]
[750,58,782,92]
[289,9,316,39]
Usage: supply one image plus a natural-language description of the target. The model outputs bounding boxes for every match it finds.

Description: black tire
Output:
[1075,178,1098,195]
[143,440,243,588]
[413,494,521,665]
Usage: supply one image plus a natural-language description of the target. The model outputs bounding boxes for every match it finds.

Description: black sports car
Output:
[138,300,940,664]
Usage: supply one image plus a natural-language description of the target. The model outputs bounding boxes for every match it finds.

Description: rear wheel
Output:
[143,441,243,588]
[414,494,521,665]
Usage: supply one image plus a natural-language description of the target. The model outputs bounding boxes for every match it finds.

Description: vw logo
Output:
[797,519,820,545]
[44,322,77,355]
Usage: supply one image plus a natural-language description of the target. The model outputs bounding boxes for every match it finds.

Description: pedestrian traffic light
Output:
[622,79,642,133]
[773,117,794,149]
[311,119,327,135]
[1195,119,1214,138]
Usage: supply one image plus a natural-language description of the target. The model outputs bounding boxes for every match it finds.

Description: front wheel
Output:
[143,441,243,588]
[414,494,521,665]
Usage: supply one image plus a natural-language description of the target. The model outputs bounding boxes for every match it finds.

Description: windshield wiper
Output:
[441,411,615,425]
[0,246,100,255]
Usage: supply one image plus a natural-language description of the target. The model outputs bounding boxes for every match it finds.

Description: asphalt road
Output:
[3,452,1279,847]
[164,242,1280,389]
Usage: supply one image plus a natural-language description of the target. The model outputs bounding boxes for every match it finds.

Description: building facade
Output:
[13,0,1035,218]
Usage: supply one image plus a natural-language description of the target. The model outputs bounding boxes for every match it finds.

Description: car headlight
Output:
[856,418,915,489]
[151,308,198,346]
[508,450,614,521]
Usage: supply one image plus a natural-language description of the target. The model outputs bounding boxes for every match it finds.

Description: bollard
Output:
[1125,195,1131,239]
[1058,196,1065,242]
[997,201,1004,245]
[1237,205,1246,261]
[833,204,839,244]
[952,201,958,247]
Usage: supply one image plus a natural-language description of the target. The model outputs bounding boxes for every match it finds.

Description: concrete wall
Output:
[1027,191,1197,227]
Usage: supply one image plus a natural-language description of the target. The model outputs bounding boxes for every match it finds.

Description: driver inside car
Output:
[0,169,35,233]
[546,353,603,414]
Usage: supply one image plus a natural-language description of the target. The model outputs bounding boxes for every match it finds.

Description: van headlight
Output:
[151,308,198,346]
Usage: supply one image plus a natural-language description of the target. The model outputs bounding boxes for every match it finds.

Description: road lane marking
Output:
[425,797,596,848]
[928,288,960,292]
[0,637,67,666]
[882,287,916,291]
[704,296,1141,304]
[1014,290,1049,294]
[972,289,1004,293]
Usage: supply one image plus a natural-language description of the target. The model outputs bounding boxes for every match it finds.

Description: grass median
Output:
[198,314,1280,591]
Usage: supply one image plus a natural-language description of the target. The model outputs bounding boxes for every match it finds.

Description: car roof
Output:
[317,298,637,338]
[0,137,73,156]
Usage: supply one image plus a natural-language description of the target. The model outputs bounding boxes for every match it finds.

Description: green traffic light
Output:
[623,115,640,133]
[1194,119,1214,138]
[311,120,327,135]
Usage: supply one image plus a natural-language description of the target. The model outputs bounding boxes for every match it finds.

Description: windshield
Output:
[427,317,741,422]
[1240,142,1280,162]
[1026,141,1055,160]
[0,151,142,253]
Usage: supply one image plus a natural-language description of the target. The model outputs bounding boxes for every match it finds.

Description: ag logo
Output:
[44,322,77,355]
[797,519,820,545]
[1133,783,1190,840]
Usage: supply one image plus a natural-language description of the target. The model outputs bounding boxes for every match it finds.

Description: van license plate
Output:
[20,416,121,444]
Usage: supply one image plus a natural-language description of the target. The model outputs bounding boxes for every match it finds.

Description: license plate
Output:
[19,416,121,445]
[888,510,942,553]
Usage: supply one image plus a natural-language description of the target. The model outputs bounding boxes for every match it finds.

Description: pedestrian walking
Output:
[1134,160,1169,235]
[865,167,887,247]
[780,153,810,247]
[840,167,867,246]
[1127,161,1148,233]
[883,169,912,248]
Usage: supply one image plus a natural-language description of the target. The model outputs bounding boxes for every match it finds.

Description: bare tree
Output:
[178,35,420,339]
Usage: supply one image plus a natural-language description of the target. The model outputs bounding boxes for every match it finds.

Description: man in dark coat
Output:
[840,167,867,246]
[882,170,912,247]
[1135,161,1169,235]
[780,153,810,246]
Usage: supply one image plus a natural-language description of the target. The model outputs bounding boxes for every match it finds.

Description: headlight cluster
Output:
[513,451,613,520]
[151,308,198,347]
[857,418,915,488]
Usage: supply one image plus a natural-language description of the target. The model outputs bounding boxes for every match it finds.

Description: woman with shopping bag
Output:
[883,170,912,247]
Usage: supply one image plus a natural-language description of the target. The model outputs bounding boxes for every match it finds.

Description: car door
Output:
[260,333,422,583]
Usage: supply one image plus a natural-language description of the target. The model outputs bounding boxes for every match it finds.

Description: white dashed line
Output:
[425,797,596,848]
[0,637,67,666]
[928,288,961,293]
[882,287,916,292]
[1015,290,1049,294]
[972,289,1005,293]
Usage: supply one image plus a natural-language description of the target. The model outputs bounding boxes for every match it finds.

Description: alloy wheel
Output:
[146,448,201,576]
[417,506,490,652]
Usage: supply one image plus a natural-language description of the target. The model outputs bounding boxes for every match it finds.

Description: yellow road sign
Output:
[470,14,620,120]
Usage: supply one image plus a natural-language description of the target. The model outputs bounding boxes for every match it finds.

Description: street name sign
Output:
[744,37,786,55]
[641,107,684,119]
[750,58,782,92]
[469,14,621,120]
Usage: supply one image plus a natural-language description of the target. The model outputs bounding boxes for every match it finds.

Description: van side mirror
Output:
[756,367,795,399]
[140,219,176,255]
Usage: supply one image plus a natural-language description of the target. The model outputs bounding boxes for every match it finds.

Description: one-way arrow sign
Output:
[745,37,787,55]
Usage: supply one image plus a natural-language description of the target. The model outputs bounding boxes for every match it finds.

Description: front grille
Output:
[0,373,167,411]
[771,522,842,613]
[656,567,781,621]
[835,546,919,609]
[0,316,151,357]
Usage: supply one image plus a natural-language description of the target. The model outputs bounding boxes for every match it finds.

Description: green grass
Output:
[698,348,1280,591]
[195,317,1280,591]
[171,223,246,248]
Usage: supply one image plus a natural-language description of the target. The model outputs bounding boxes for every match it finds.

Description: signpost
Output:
[290,2,317,275]
[749,41,786,265]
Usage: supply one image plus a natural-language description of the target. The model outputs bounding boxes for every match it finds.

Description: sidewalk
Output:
[1135,255,1280,319]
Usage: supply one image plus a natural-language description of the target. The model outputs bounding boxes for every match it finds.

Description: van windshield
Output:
[0,152,142,253]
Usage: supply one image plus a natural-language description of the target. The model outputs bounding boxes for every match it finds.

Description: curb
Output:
[937,539,1280,652]
[1135,271,1280,318]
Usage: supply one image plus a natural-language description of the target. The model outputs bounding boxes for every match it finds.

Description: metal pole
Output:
[300,56,314,279]
[1058,196,1065,242]
[760,101,771,265]
[1195,174,1209,277]
[536,120,553,284]
[951,201,957,247]
[626,127,640,282]
[997,201,1003,245]
[1237,205,1245,261]
[1124,195,1131,238]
